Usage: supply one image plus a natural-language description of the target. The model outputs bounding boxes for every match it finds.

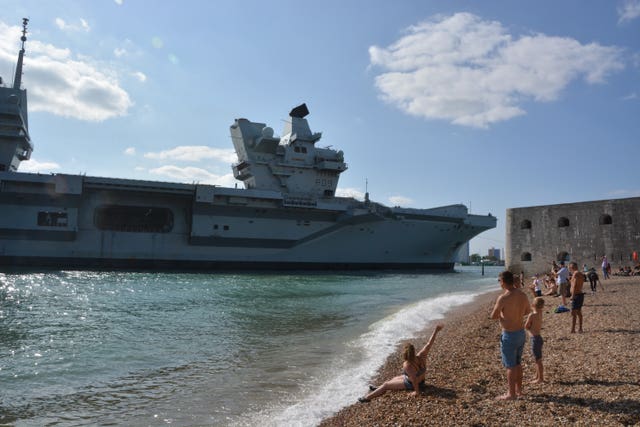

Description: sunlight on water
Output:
[0,266,501,426]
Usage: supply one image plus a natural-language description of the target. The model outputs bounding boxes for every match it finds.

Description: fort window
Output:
[223,225,229,230]
[521,252,532,261]
[599,214,612,225]
[94,205,173,233]
[557,217,570,227]
[37,211,68,227]
[556,251,570,262]
[520,219,532,229]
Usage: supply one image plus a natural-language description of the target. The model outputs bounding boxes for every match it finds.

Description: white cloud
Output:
[18,159,61,173]
[114,47,127,57]
[132,71,146,82]
[54,18,66,30]
[149,165,236,186]
[144,146,237,164]
[55,17,91,32]
[151,37,163,49]
[124,147,136,156]
[618,0,640,23]
[114,0,124,5]
[0,21,133,122]
[369,13,625,128]
[388,195,414,206]
[622,92,638,100]
[335,187,365,200]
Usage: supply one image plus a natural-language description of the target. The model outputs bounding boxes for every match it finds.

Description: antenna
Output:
[21,18,28,46]
[364,178,370,204]
[13,18,29,90]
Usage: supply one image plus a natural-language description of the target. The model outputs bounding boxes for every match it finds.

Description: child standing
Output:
[525,297,545,383]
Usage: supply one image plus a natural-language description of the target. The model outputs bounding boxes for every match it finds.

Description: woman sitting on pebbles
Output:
[358,324,443,403]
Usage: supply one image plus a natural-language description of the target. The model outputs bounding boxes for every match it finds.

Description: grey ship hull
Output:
[0,21,497,272]
[0,172,496,271]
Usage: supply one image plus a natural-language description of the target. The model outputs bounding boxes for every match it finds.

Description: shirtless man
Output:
[569,262,585,333]
[491,270,531,400]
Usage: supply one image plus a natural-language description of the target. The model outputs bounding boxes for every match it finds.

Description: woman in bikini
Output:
[358,324,443,402]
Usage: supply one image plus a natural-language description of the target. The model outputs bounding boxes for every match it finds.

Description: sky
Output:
[0,0,638,257]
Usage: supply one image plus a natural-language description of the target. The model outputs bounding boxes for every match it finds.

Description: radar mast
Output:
[13,18,29,90]
[0,18,33,172]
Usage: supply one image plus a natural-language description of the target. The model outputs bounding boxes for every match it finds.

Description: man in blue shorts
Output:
[569,262,585,333]
[491,270,532,400]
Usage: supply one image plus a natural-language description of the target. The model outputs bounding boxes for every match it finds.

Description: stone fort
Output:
[506,197,640,275]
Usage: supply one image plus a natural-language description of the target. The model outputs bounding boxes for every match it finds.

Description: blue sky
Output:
[0,0,638,256]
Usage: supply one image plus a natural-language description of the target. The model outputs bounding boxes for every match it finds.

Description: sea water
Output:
[0,266,501,426]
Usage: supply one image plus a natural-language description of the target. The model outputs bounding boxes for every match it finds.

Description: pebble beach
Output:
[320,275,640,426]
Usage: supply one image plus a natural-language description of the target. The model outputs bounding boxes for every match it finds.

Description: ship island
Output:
[0,20,496,271]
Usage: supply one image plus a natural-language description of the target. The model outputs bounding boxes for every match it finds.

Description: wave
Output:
[240,284,495,427]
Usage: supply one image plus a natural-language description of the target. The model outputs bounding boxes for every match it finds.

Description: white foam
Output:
[240,286,494,427]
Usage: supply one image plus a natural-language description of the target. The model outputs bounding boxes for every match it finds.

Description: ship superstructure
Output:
[0,21,496,270]
[0,18,32,173]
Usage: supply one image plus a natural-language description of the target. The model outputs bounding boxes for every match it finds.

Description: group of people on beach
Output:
[358,259,594,403]
[491,261,591,399]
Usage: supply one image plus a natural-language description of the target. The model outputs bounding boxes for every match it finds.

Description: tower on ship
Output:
[0,18,33,172]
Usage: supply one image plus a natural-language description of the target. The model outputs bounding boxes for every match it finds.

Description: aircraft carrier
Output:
[0,20,496,271]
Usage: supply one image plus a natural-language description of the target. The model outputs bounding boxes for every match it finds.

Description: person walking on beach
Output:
[358,324,444,403]
[569,262,585,333]
[602,255,610,279]
[491,270,531,400]
[556,261,570,307]
[525,297,545,383]
[588,268,603,294]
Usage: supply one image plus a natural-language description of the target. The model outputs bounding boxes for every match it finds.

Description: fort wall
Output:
[505,197,640,275]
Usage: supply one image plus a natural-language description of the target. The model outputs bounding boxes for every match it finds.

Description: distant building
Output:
[488,247,501,260]
[505,197,640,275]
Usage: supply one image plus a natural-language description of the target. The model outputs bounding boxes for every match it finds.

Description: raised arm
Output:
[416,324,443,358]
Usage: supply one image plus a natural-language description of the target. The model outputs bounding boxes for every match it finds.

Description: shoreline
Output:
[320,276,640,426]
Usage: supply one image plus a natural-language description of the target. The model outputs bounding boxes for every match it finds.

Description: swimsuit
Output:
[571,293,585,310]
[530,335,543,360]
[500,329,526,368]
[403,363,426,390]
